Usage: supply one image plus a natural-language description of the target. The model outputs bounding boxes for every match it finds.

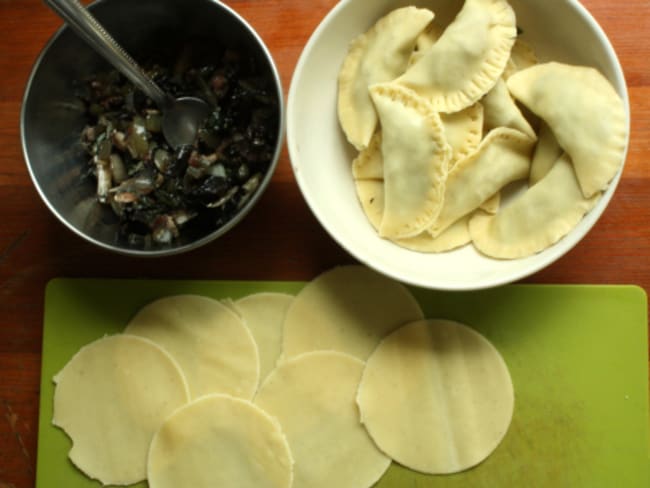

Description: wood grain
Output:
[0,1,648,487]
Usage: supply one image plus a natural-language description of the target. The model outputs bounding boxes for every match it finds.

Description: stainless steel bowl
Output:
[21,0,284,256]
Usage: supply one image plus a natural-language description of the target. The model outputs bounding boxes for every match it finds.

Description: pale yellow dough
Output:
[338,6,434,149]
[148,394,294,488]
[507,62,628,198]
[52,334,190,486]
[396,0,517,112]
[125,295,259,399]
[482,78,536,139]
[255,351,391,488]
[529,121,563,186]
[470,153,601,259]
[234,292,294,386]
[281,265,423,360]
[357,319,514,474]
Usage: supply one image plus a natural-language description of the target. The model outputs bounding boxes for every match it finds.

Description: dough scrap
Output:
[482,77,536,139]
[125,295,259,400]
[396,0,517,113]
[370,83,451,239]
[355,179,471,253]
[234,292,294,386]
[338,6,434,149]
[255,351,391,488]
[529,121,563,186]
[148,394,293,488]
[470,153,601,259]
[507,62,628,198]
[52,334,190,485]
[281,265,423,360]
[357,319,514,474]
[430,127,534,237]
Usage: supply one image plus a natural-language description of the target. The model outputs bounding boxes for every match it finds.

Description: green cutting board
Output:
[37,279,650,488]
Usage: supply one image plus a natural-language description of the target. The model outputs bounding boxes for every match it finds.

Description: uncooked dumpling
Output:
[338,6,434,149]
[125,295,259,400]
[440,102,484,167]
[352,132,383,180]
[370,83,450,239]
[502,38,538,79]
[407,22,443,66]
[470,153,601,259]
[396,0,517,113]
[255,351,391,488]
[529,121,563,185]
[430,127,534,237]
[507,62,628,198]
[355,179,471,253]
[357,319,514,474]
[53,335,190,485]
[482,78,536,139]
[148,394,293,488]
[281,265,423,360]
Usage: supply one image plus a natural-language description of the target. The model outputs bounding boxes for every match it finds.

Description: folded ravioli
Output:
[352,132,383,180]
[529,121,563,186]
[480,192,501,214]
[430,127,534,237]
[470,153,601,259]
[355,179,471,253]
[503,38,538,79]
[338,7,434,149]
[440,103,484,167]
[396,0,516,113]
[370,84,451,239]
[482,78,536,139]
[408,22,443,67]
[507,62,628,198]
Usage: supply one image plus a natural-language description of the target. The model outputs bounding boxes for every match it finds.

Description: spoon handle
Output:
[43,0,171,109]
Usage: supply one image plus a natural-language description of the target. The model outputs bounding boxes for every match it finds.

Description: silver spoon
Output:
[44,0,211,149]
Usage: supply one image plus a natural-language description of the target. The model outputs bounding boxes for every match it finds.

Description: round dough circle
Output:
[148,394,294,488]
[357,319,514,474]
[53,334,190,485]
[235,292,294,385]
[281,265,423,360]
[125,295,259,399]
[254,351,391,488]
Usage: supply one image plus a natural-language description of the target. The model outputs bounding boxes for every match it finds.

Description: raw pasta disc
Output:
[148,394,293,488]
[255,351,391,488]
[338,6,434,149]
[357,319,514,474]
[355,179,471,253]
[470,153,601,259]
[529,121,563,186]
[53,335,190,485]
[507,62,628,198]
[430,127,534,237]
[234,292,294,385]
[396,0,516,113]
[370,83,450,239]
[125,295,259,399]
[281,265,423,360]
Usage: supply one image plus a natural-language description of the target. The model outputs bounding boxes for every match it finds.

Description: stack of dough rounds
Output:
[148,394,294,488]
[52,335,190,485]
[357,319,514,474]
[255,351,391,488]
[281,265,423,360]
[125,294,259,399]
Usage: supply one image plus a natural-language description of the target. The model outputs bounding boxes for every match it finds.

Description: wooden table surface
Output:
[0,0,648,486]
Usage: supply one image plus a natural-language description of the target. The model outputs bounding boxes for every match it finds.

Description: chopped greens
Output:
[77,48,279,247]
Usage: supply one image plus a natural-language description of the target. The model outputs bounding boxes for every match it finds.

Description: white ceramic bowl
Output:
[287,0,629,290]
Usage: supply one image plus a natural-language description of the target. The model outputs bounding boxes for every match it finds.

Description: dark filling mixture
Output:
[77,48,279,248]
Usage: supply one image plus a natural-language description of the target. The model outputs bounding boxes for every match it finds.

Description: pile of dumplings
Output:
[337,0,628,259]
